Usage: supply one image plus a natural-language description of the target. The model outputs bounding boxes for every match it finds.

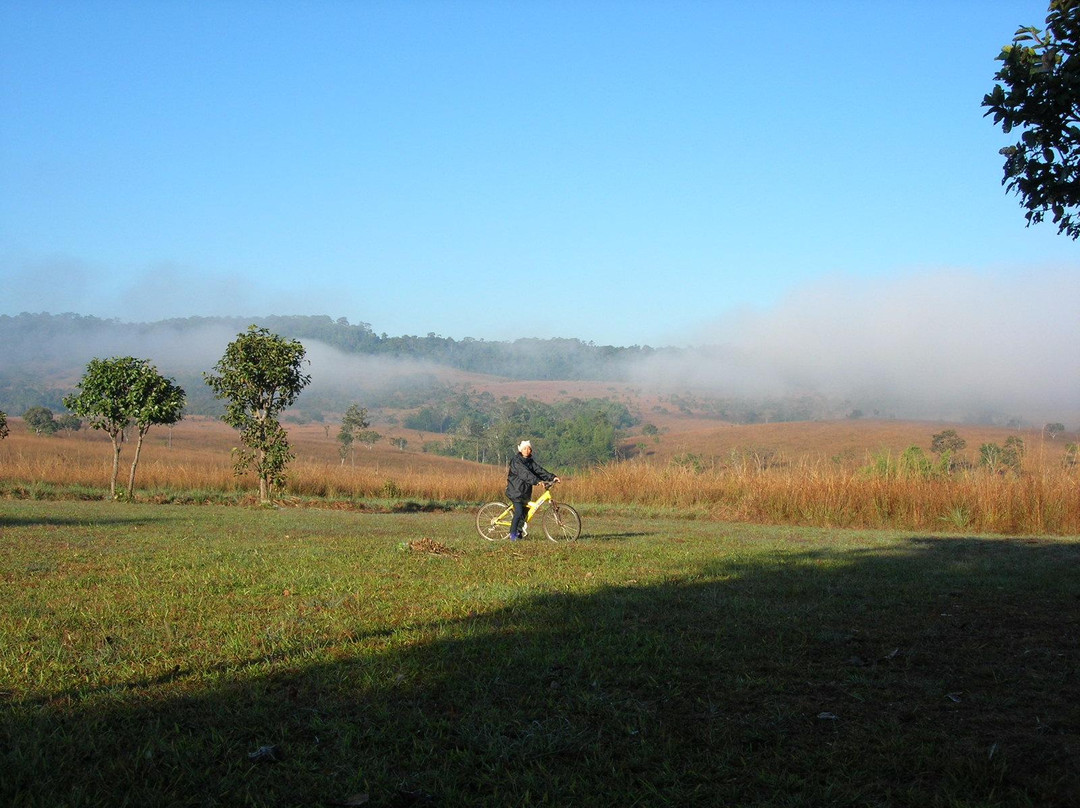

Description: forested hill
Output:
[1,312,681,415]
[0,312,665,381]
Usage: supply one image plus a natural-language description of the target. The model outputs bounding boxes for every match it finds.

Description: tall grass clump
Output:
[572,455,1080,535]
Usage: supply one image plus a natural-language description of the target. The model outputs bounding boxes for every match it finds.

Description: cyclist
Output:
[506,440,560,540]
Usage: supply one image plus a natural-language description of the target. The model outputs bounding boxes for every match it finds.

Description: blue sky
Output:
[2,1,1077,354]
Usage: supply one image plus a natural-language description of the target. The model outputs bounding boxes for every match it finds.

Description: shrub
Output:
[23,406,58,435]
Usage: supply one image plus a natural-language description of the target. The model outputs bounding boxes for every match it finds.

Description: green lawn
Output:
[1,500,1077,807]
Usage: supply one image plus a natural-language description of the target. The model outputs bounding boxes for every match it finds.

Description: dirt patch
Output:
[404,538,461,557]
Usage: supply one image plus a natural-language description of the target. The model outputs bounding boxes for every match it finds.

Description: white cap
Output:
[517,440,532,453]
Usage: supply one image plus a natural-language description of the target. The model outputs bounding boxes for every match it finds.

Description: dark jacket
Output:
[505,452,555,502]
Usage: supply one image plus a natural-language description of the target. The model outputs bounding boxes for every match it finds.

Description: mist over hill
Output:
[0,313,655,416]
[0,312,653,378]
[0,311,1076,427]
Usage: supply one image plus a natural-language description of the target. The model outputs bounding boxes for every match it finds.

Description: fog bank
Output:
[632,267,1079,423]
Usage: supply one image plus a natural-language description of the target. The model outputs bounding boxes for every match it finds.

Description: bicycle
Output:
[475,481,582,542]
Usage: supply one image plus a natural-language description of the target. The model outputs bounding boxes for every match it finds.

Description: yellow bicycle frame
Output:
[495,487,553,533]
[526,487,553,522]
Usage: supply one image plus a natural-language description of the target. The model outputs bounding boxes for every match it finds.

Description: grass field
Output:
[2,500,1077,806]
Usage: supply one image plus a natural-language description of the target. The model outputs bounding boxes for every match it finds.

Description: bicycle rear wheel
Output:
[476,501,512,541]
[542,503,581,541]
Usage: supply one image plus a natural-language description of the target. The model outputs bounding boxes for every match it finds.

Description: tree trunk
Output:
[127,428,147,499]
[258,446,270,504]
[109,434,122,499]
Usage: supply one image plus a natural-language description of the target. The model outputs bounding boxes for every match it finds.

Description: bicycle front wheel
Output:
[543,503,581,541]
[476,501,512,541]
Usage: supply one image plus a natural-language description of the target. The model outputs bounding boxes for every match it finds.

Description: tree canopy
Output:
[204,326,311,503]
[23,406,58,435]
[64,357,186,499]
[930,429,967,456]
[337,404,371,465]
[983,0,1080,238]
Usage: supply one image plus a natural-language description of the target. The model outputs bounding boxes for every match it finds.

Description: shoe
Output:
[508,533,520,541]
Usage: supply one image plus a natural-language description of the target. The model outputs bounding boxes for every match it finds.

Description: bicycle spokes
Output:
[542,502,581,541]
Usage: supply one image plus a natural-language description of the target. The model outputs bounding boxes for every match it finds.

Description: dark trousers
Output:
[510,499,528,536]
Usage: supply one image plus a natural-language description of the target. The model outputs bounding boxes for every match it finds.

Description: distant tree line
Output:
[401,389,636,469]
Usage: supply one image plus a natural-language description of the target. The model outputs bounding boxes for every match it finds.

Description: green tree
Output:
[930,429,967,455]
[0,410,8,439]
[1003,435,1026,472]
[23,406,59,435]
[899,445,933,478]
[56,413,83,434]
[979,442,1006,474]
[454,413,487,462]
[337,404,371,465]
[357,429,382,448]
[1045,421,1066,438]
[983,1,1080,238]
[930,428,967,472]
[403,406,450,433]
[550,410,619,468]
[64,357,186,499]
[204,326,311,504]
[978,438,1025,475]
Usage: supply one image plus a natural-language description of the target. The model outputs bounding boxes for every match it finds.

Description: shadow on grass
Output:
[582,530,657,541]
[3,536,1078,807]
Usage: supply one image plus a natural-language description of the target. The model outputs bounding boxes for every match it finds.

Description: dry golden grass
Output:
[2,416,1077,534]
[0,417,497,502]
[579,457,1079,534]
[627,418,1078,467]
